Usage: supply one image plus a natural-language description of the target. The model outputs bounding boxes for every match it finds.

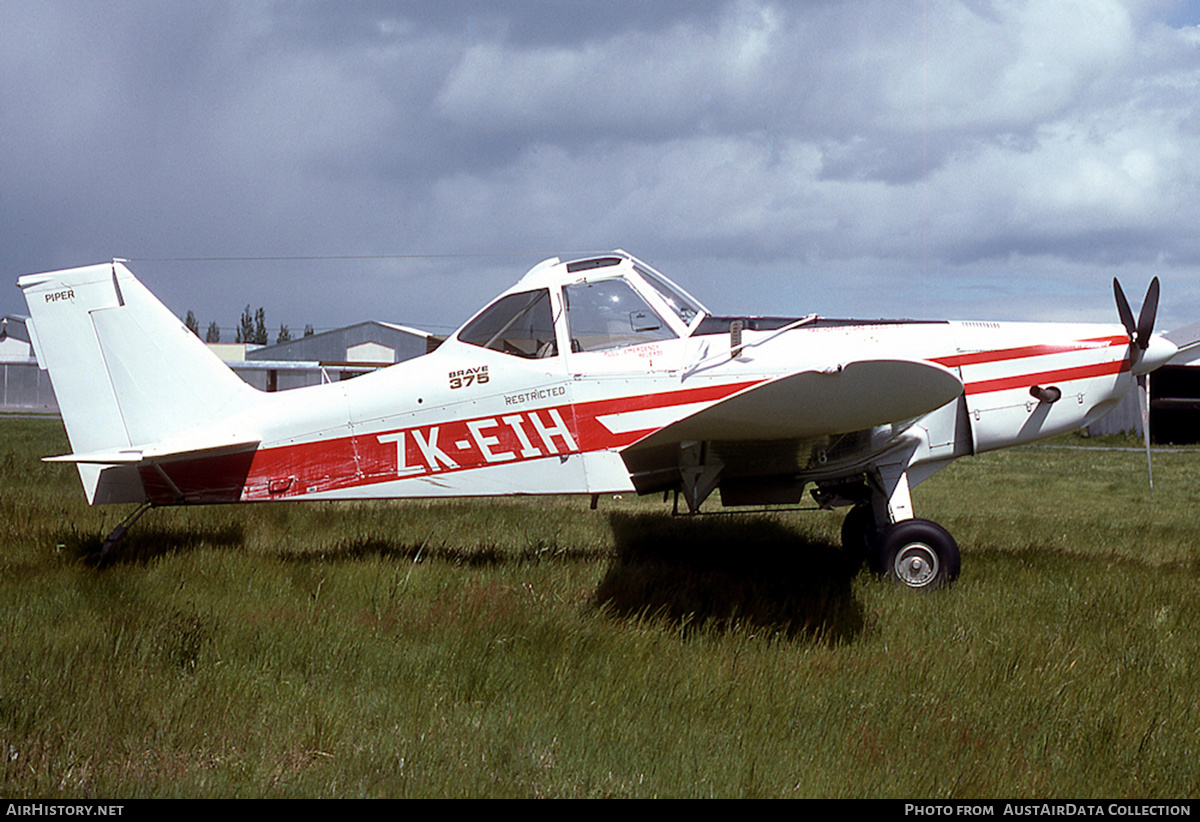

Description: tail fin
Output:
[19,261,258,502]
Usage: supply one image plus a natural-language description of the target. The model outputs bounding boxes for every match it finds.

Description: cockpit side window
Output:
[458,289,557,358]
[563,279,676,352]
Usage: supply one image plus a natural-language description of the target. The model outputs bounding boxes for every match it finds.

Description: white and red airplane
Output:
[18,250,1176,588]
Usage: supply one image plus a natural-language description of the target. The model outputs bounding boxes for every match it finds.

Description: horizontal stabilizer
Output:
[625,359,963,452]
[46,437,261,506]
[45,451,143,465]
[45,438,260,466]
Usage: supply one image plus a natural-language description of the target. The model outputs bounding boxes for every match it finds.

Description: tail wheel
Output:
[869,519,961,590]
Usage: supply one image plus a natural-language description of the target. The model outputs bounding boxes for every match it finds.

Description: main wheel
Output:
[840,504,876,571]
[869,519,960,590]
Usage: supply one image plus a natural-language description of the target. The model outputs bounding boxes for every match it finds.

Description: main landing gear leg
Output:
[842,462,961,590]
[678,441,722,514]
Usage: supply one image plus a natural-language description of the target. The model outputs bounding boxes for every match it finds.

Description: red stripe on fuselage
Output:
[930,335,1127,369]
[240,379,764,500]
[960,359,1129,396]
[931,334,1130,396]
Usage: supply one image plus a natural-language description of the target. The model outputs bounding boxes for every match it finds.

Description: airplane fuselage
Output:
[151,313,1142,507]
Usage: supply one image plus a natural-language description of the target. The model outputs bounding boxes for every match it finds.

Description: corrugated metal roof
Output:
[245,320,430,364]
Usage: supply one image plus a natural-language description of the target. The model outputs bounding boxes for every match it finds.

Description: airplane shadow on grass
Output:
[65,507,868,643]
[597,512,868,643]
[65,524,247,567]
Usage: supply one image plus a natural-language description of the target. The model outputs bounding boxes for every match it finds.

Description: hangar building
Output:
[228,320,436,391]
[1148,321,1200,444]
[1,315,437,412]
[1,315,57,411]
[1086,322,1200,444]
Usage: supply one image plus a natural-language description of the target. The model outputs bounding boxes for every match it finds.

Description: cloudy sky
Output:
[4,0,1200,339]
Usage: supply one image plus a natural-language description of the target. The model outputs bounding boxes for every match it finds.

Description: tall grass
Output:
[2,417,1199,797]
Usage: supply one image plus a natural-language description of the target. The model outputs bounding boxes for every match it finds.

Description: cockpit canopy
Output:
[454,251,708,358]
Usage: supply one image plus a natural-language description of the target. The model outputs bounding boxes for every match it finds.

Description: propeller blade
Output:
[1138,373,1153,491]
[1135,277,1160,350]
[1114,278,1137,341]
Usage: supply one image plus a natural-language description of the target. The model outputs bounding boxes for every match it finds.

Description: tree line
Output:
[184,308,315,345]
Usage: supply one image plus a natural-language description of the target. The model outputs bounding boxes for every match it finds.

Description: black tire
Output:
[869,519,961,590]
[840,504,876,571]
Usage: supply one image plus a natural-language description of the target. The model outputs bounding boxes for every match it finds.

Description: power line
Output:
[126,251,603,263]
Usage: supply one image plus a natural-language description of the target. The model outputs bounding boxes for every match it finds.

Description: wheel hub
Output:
[894,542,940,588]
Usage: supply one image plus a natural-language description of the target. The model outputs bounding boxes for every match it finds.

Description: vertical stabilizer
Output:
[19,261,259,501]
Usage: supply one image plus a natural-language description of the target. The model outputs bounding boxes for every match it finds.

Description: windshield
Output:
[634,264,702,325]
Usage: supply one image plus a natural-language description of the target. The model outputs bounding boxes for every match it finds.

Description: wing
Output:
[627,359,962,448]
[620,359,963,494]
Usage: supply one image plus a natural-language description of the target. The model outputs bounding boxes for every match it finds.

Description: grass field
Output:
[2,415,1199,798]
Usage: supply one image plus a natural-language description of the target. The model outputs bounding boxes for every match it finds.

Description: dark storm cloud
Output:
[3,0,1200,334]
[280,1,733,47]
